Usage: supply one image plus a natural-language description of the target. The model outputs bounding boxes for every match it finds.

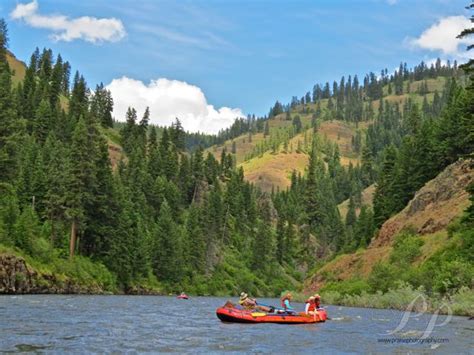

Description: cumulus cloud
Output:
[106,77,244,134]
[407,16,472,58]
[10,0,126,43]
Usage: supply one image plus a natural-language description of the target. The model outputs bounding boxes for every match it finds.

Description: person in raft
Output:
[239,292,272,312]
[280,292,295,313]
[304,294,321,315]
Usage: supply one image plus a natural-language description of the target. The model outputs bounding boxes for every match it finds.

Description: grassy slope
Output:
[240,120,366,192]
[7,51,26,85]
[207,77,446,192]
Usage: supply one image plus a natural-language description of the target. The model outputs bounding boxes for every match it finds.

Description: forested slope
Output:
[208,73,456,192]
[0,12,472,305]
[0,20,301,295]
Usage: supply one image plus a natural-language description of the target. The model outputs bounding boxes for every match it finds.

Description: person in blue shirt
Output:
[280,292,294,313]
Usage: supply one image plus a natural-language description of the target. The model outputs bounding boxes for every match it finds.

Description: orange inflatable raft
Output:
[216,306,327,324]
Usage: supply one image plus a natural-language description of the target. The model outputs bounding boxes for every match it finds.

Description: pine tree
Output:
[252,219,273,271]
[90,83,114,128]
[20,49,38,122]
[361,146,375,186]
[264,121,270,137]
[49,54,63,108]
[153,200,183,283]
[106,177,134,287]
[14,207,41,255]
[0,19,20,182]
[69,71,88,122]
[435,81,474,168]
[373,145,398,228]
[345,196,357,227]
[305,143,323,230]
[354,205,375,247]
[0,182,20,246]
[170,118,185,151]
[276,217,285,264]
[43,134,68,245]
[82,130,117,257]
[186,203,206,274]
[66,117,95,258]
[121,107,137,155]
[34,99,52,143]
[137,107,150,153]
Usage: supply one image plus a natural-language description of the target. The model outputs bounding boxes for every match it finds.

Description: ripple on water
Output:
[15,343,53,352]
[1,296,472,353]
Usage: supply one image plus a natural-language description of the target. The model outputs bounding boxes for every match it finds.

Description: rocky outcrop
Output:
[0,254,35,293]
[0,254,164,295]
[373,159,473,247]
[0,254,103,294]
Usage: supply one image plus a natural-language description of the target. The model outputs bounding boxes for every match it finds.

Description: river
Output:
[0,296,472,353]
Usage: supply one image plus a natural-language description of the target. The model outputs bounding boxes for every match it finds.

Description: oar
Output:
[255,302,278,310]
[255,302,297,315]
[255,302,286,313]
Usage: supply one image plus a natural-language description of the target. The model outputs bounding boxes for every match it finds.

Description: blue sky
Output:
[1,0,471,132]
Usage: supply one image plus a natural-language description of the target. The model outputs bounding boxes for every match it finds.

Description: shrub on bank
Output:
[317,284,473,316]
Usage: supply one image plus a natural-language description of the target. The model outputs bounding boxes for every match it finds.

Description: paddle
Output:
[255,301,278,310]
[255,302,297,315]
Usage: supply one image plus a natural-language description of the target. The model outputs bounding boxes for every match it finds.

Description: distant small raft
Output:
[177,294,189,299]
[216,307,327,324]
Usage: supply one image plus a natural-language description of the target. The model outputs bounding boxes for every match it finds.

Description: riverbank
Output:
[289,284,474,317]
[3,245,472,318]
[0,247,161,295]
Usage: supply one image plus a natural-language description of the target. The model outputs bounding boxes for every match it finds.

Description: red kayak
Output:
[216,306,327,324]
[177,294,189,299]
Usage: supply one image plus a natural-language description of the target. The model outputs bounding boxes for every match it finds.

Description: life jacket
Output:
[306,300,316,312]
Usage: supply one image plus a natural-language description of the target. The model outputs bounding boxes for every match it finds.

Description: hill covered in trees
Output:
[0,19,300,295]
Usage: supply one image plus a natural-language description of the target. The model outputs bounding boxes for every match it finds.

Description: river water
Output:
[0,296,472,353]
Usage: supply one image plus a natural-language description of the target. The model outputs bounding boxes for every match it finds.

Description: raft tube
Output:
[177,294,189,299]
[216,306,327,324]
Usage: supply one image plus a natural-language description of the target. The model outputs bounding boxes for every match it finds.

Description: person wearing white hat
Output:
[238,292,272,312]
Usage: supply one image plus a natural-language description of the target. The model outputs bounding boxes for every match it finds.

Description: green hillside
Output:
[208,75,451,192]
[0,32,303,296]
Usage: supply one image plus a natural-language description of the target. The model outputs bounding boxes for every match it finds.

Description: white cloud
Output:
[407,16,472,58]
[10,0,126,43]
[106,77,244,134]
[386,0,398,5]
